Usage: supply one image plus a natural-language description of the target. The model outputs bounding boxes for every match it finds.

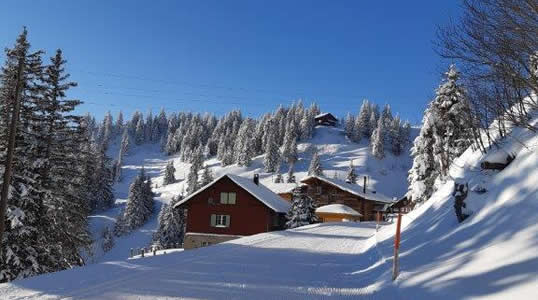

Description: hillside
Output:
[0,116,536,299]
[86,125,414,262]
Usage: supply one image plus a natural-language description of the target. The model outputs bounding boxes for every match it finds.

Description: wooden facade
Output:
[176,174,288,249]
[300,177,381,221]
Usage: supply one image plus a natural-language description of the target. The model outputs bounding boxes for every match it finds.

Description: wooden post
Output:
[392,213,402,281]
[0,53,25,245]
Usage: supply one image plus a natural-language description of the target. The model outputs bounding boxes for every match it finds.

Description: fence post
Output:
[141,248,145,258]
[392,213,402,281]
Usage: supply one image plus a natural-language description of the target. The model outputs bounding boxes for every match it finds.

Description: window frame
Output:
[220,192,237,205]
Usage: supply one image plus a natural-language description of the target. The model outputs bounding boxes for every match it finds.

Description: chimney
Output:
[253,173,259,185]
[363,176,367,193]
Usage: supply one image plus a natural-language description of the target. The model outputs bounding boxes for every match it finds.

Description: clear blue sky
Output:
[1,1,460,124]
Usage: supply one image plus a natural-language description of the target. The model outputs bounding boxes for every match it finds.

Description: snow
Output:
[316,204,362,216]
[0,117,536,299]
[314,112,336,119]
[302,175,395,203]
[174,173,291,213]
[2,120,535,299]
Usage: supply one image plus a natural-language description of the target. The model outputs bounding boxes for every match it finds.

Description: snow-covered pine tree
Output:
[200,164,214,186]
[381,104,393,129]
[390,115,403,155]
[134,117,145,145]
[115,111,124,135]
[263,129,281,173]
[299,105,316,140]
[430,65,472,178]
[286,187,317,229]
[368,110,377,139]
[235,119,254,167]
[186,163,200,195]
[101,111,113,150]
[371,117,385,159]
[357,99,371,138]
[281,121,298,165]
[118,168,153,233]
[407,106,437,203]
[163,161,176,185]
[346,160,358,183]
[308,149,323,176]
[0,29,53,282]
[91,148,115,211]
[115,128,130,182]
[101,226,115,252]
[153,196,185,249]
[344,113,355,140]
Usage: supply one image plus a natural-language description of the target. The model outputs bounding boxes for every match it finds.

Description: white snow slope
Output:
[1,123,536,299]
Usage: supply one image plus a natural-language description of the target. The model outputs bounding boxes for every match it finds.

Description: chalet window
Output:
[210,214,230,228]
[220,192,236,204]
[272,214,280,227]
[316,186,322,194]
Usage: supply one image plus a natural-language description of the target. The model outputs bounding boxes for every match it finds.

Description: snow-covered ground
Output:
[2,121,535,299]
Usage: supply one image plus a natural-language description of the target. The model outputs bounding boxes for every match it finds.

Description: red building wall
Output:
[183,176,277,236]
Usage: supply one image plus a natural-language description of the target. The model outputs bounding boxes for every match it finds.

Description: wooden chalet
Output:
[300,175,394,221]
[314,113,338,126]
[174,173,290,249]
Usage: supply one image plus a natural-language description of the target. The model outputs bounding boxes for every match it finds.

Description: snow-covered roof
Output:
[174,173,291,213]
[314,112,337,120]
[315,204,362,216]
[301,175,394,203]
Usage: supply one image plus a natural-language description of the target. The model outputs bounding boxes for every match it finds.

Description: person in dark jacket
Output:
[453,182,469,223]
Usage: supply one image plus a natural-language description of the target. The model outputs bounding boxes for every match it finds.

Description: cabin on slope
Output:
[174,173,290,249]
[300,175,394,221]
[314,113,338,126]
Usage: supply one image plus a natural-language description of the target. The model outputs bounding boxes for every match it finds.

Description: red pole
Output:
[392,213,402,281]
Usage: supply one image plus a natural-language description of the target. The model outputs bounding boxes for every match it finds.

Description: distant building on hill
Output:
[174,173,290,249]
[314,113,338,126]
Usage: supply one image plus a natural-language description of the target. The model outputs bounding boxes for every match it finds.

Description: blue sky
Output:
[1,1,460,123]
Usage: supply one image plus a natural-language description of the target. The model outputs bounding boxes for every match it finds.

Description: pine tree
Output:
[200,165,214,187]
[430,65,472,177]
[408,106,437,203]
[308,149,323,176]
[163,161,176,185]
[381,104,393,129]
[371,117,385,159]
[118,169,153,233]
[357,99,371,138]
[281,121,298,165]
[135,117,145,145]
[235,119,254,167]
[90,148,115,211]
[116,111,124,134]
[346,160,358,183]
[186,164,200,195]
[263,130,280,173]
[368,110,377,139]
[101,226,115,252]
[286,187,317,229]
[390,115,403,156]
[153,196,185,249]
[344,113,355,140]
